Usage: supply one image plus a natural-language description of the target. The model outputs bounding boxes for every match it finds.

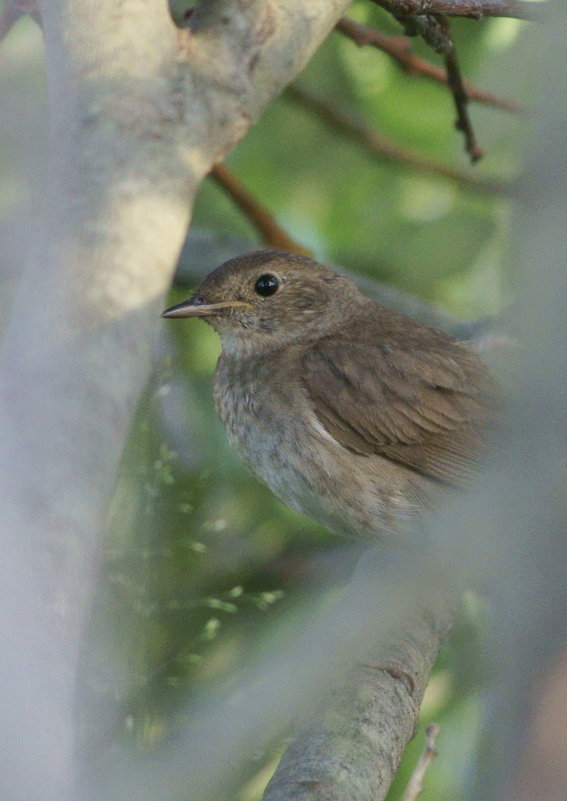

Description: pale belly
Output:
[213,358,425,539]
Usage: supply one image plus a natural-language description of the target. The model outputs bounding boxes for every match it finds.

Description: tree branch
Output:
[438,15,485,161]
[0,1,353,798]
[209,164,312,255]
[374,0,543,21]
[336,17,524,113]
[262,602,453,801]
[286,85,511,194]
[401,724,440,801]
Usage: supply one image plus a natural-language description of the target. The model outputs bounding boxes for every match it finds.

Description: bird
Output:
[162,250,497,540]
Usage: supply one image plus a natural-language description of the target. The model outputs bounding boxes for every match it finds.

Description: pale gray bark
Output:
[263,604,453,801]
[0,2,352,799]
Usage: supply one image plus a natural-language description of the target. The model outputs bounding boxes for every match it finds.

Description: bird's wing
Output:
[301,338,494,485]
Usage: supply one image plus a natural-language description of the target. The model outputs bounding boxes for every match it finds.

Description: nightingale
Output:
[162,250,496,539]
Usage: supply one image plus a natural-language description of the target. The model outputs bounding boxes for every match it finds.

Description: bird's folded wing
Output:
[301,339,494,485]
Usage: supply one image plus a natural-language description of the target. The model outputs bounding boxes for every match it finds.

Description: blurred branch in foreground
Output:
[88,540,462,801]
[401,724,441,801]
[0,1,355,799]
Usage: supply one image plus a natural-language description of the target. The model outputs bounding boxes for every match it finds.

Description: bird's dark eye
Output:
[254,273,280,297]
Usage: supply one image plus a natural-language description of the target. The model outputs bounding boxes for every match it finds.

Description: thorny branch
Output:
[347,0,535,162]
[389,11,485,161]
[335,17,523,113]
[437,16,485,161]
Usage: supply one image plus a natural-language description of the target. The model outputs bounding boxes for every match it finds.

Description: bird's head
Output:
[162,250,362,352]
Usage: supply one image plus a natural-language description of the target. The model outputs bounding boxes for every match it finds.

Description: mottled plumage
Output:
[163,250,497,539]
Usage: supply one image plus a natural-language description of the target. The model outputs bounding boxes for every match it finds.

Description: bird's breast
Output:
[212,353,425,539]
[213,356,265,451]
[213,354,298,484]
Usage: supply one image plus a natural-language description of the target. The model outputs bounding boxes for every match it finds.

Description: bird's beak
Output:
[161,297,252,319]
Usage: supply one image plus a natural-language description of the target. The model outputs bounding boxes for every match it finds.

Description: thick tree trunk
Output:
[0,2,352,799]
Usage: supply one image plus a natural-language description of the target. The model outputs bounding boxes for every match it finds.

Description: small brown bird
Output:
[163,250,496,539]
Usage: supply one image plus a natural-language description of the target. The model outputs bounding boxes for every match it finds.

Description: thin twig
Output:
[374,0,543,22]
[285,85,511,195]
[400,723,441,801]
[209,164,312,256]
[335,18,523,113]
[438,15,485,162]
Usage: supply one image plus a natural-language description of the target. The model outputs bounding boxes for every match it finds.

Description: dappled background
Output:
[0,2,534,799]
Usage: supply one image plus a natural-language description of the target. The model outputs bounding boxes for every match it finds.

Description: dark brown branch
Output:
[374,0,543,22]
[335,18,523,113]
[286,85,511,195]
[396,12,454,52]
[438,16,485,162]
[209,164,312,256]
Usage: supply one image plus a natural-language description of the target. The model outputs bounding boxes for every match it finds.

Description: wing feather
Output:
[302,337,495,485]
